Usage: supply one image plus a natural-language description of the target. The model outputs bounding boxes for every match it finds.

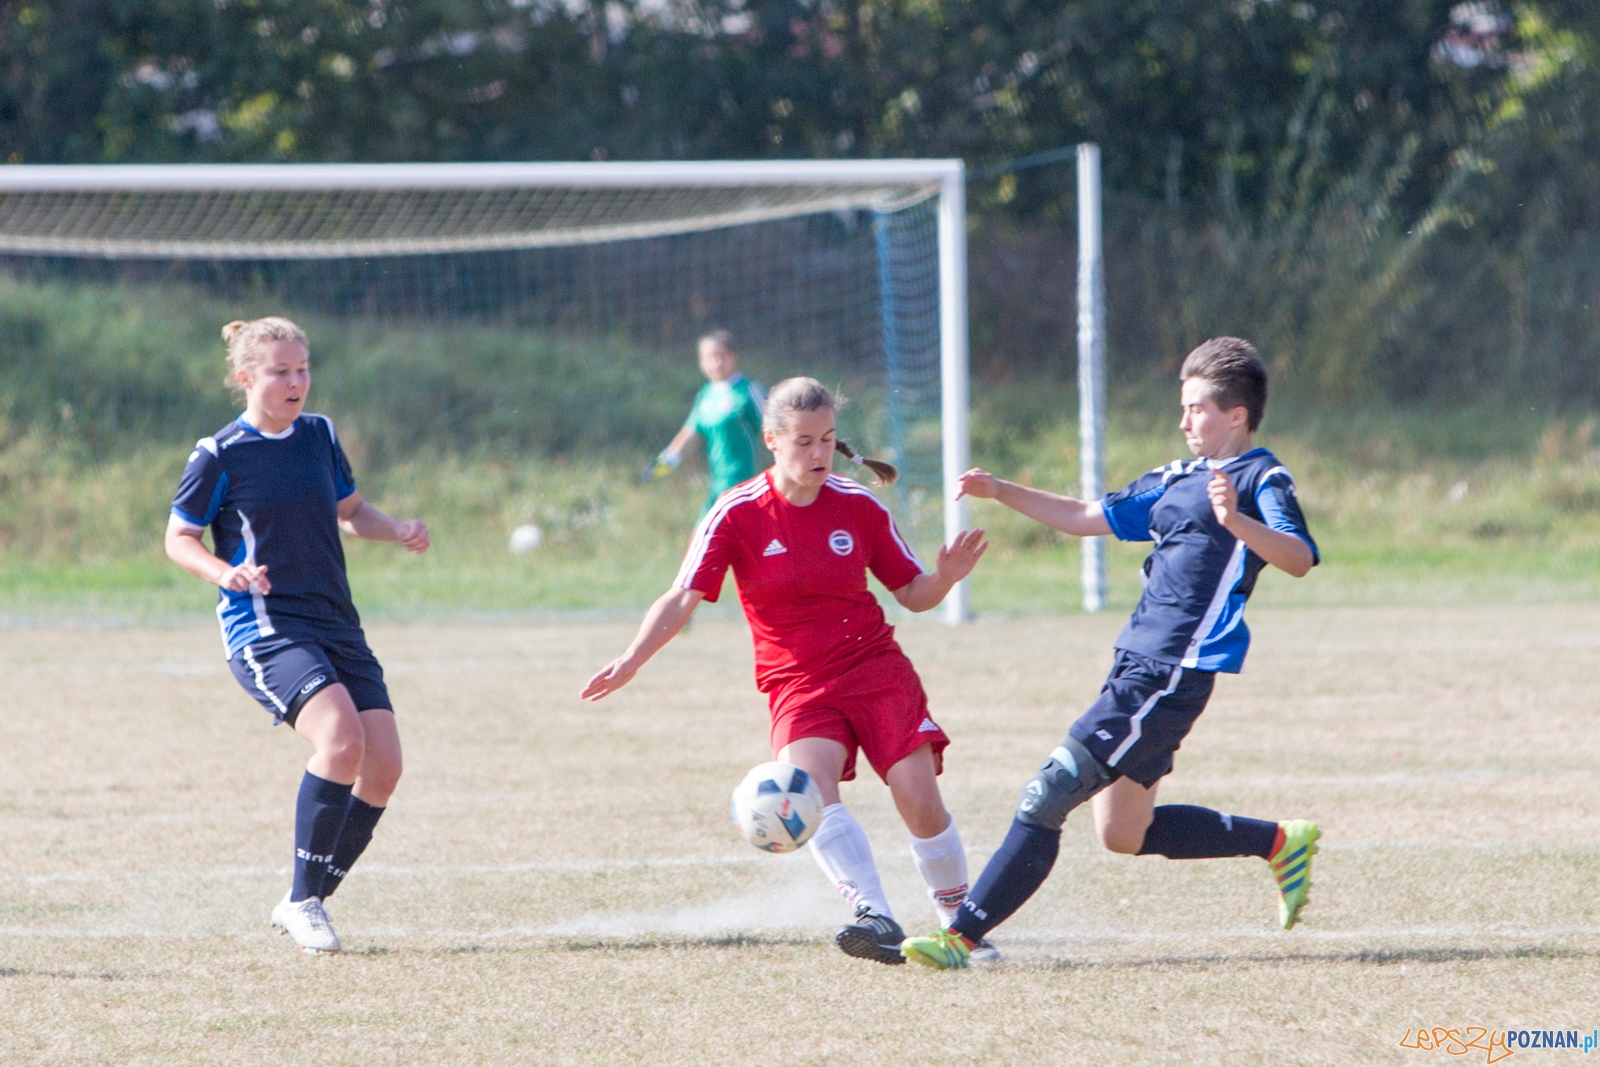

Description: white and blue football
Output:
[730,762,825,853]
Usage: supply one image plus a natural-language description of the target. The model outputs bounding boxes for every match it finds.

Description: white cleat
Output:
[270,892,341,954]
[968,937,1002,965]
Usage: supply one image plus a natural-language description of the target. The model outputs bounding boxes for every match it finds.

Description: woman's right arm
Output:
[580,586,704,700]
[957,468,1113,538]
[164,518,270,594]
[665,424,698,456]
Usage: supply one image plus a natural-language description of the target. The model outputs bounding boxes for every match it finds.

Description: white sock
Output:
[909,816,969,925]
[808,803,893,920]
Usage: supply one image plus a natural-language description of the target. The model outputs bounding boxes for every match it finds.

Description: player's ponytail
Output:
[221,316,309,392]
[764,377,899,485]
[834,438,899,486]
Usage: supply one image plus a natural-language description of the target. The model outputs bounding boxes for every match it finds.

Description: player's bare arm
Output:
[337,492,430,553]
[957,468,1113,537]
[664,424,698,458]
[581,586,705,700]
[165,516,271,593]
[892,528,989,613]
[1206,469,1314,577]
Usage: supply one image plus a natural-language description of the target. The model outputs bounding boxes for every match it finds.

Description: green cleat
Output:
[1269,820,1321,930]
[900,927,972,970]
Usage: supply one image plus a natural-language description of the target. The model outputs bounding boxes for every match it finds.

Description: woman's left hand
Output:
[934,527,989,584]
[396,519,430,554]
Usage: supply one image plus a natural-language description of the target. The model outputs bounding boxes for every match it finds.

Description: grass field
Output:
[3,606,1596,1064]
[8,403,1600,622]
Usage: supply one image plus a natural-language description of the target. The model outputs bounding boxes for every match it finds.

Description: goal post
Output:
[0,160,972,622]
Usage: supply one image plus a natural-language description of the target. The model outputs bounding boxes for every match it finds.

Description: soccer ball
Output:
[730,762,824,853]
[508,524,543,554]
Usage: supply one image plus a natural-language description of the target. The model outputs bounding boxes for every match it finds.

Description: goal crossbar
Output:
[0,163,954,259]
[0,160,971,622]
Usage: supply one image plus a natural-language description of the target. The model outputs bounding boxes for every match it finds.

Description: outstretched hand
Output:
[1207,469,1239,527]
[956,468,1002,500]
[935,527,989,584]
[580,657,639,701]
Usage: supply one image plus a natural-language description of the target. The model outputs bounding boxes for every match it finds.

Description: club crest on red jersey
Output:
[828,529,855,556]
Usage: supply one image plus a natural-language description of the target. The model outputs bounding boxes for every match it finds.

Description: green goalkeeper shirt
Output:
[685,373,766,505]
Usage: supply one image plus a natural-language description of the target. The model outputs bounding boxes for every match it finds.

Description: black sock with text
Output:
[292,771,352,902]
[320,795,386,900]
[949,818,1061,943]
[1137,804,1277,860]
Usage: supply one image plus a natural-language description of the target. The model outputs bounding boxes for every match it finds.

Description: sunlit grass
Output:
[6,405,1600,620]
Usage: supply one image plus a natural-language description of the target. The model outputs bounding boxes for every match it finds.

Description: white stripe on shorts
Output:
[241,645,289,716]
[1106,662,1184,768]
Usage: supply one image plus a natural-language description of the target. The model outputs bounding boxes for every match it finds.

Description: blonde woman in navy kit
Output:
[165,317,429,954]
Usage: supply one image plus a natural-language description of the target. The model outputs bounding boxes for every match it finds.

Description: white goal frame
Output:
[0,160,972,622]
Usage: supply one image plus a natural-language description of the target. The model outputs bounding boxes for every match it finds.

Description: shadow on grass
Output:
[1025,943,1598,972]
[339,933,825,958]
[0,967,125,981]
[558,933,822,953]
[342,936,1600,973]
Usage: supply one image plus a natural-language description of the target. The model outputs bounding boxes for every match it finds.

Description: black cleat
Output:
[835,905,907,965]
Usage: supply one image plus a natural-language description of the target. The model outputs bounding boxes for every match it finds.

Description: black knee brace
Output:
[1015,736,1113,829]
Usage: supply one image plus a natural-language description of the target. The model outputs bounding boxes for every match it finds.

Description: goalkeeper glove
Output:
[641,449,683,482]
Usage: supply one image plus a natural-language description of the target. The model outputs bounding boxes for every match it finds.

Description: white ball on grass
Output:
[508,524,543,554]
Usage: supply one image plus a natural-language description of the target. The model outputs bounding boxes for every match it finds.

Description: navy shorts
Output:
[1068,649,1216,788]
[229,633,392,727]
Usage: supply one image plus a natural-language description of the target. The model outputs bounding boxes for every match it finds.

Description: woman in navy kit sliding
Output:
[165,317,429,954]
[903,337,1322,968]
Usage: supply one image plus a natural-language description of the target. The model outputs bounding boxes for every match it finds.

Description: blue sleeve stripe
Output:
[1256,483,1319,563]
[1102,485,1164,542]
[200,472,228,526]
[336,483,358,501]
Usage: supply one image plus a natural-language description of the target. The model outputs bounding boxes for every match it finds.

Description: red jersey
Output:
[675,471,925,693]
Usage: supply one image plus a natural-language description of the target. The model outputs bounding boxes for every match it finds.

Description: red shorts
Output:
[767,649,950,783]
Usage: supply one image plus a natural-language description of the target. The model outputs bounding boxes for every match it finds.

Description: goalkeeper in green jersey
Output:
[647,330,768,513]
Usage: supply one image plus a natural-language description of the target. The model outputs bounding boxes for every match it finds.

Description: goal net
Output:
[0,162,970,619]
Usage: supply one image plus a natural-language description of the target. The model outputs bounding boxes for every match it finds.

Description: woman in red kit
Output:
[582,377,989,965]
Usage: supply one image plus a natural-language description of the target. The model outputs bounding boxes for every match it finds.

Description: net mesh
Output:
[0,181,937,257]
[0,176,946,534]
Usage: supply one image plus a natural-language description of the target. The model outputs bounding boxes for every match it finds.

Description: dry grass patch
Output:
[2,608,1597,1064]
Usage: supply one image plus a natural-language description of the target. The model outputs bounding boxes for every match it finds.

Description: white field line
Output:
[5,834,1593,887]
[998,926,1600,943]
[5,925,1600,944]
[0,854,764,885]
[7,767,1585,809]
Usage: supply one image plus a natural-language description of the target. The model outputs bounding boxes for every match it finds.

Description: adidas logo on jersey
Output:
[917,717,940,733]
[763,539,787,556]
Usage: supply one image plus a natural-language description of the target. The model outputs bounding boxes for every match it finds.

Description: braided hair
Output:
[762,377,898,485]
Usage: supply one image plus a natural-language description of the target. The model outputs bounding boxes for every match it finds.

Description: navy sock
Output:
[320,796,385,900]
[950,818,1060,943]
[1136,804,1278,860]
[292,771,352,902]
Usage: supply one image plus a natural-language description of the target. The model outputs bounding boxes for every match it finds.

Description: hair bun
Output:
[221,320,248,345]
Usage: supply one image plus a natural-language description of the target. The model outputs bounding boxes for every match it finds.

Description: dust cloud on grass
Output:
[2,609,1598,1064]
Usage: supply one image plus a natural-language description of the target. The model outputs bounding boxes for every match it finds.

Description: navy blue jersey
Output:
[1100,447,1317,673]
[170,414,361,659]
